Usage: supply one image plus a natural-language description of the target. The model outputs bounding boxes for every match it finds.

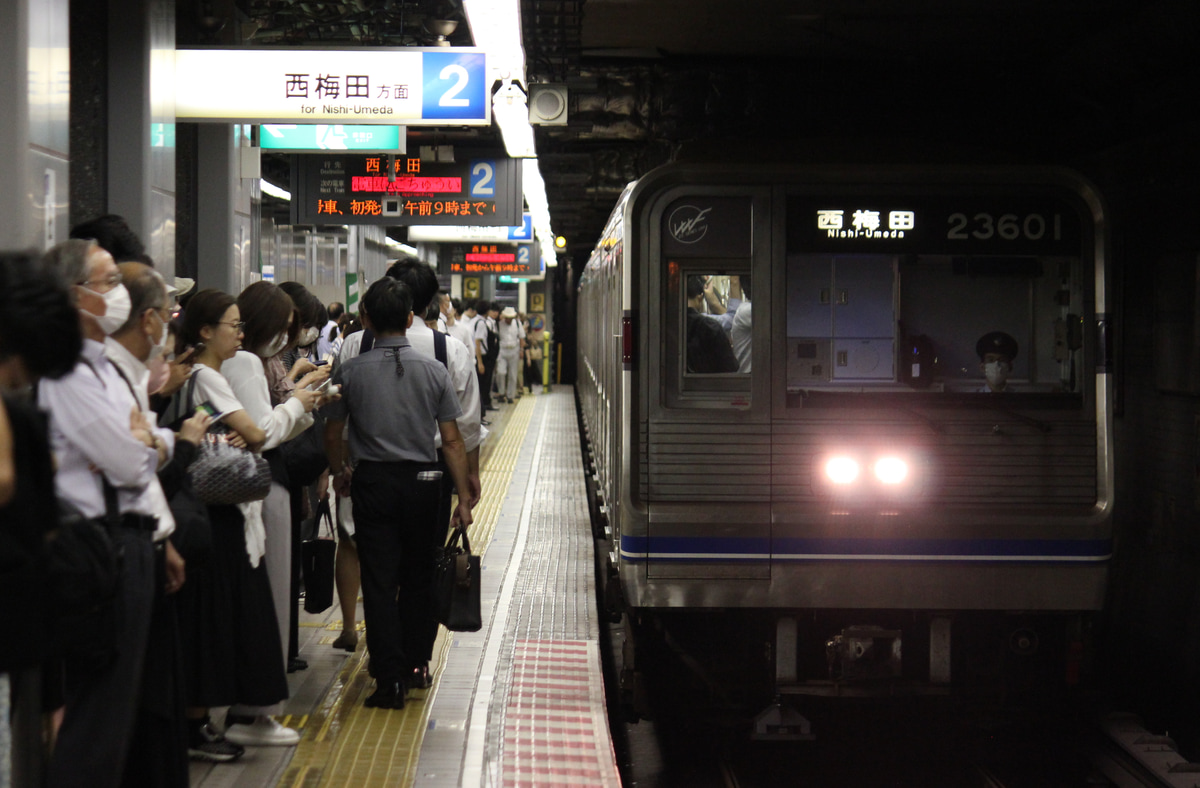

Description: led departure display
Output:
[292,152,521,226]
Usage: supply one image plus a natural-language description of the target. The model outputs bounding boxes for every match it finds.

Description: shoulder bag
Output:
[177,373,273,505]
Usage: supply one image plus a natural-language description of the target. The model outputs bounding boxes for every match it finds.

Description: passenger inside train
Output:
[685,274,739,374]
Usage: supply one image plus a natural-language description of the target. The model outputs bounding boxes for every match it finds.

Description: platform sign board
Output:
[408,212,533,243]
[292,152,521,226]
[176,49,489,125]
[261,124,404,152]
[441,241,540,275]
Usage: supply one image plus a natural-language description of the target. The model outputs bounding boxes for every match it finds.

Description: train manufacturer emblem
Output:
[668,204,712,244]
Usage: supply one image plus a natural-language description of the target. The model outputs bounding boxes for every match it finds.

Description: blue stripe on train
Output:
[618,535,1112,562]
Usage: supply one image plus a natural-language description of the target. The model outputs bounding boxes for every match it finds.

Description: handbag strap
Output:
[317,498,335,539]
[445,527,471,556]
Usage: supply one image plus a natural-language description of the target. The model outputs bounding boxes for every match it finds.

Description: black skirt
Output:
[175,504,289,708]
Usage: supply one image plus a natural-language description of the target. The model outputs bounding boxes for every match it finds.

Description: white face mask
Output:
[984,361,1010,390]
[260,331,289,358]
[298,326,319,347]
[148,313,170,358]
[84,283,132,335]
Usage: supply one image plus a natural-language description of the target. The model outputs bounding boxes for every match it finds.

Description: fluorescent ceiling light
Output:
[462,0,525,81]
[493,81,536,158]
[465,0,559,268]
[385,238,419,256]
[260,179,291,201]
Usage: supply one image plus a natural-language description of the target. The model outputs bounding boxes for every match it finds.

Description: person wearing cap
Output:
[976,331,1018,392]
[495,306,525,404]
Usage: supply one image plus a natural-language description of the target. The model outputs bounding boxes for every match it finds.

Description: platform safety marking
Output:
[498,639,620,787]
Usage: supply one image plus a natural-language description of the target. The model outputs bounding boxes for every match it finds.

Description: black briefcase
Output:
[434,528,482,632]
[301,500,337,614]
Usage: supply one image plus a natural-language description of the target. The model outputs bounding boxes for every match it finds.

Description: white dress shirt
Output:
[316,318,339,360]
[498,319,525,349]
[104,338,178,541]
[446,320,473,353]
[38,339,161,523]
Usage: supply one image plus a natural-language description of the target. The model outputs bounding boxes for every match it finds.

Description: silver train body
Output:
[577,163,1112,700]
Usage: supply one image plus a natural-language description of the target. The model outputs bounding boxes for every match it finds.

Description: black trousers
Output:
[407,456,454,668]
[351,460,443,684]
[48,527,156,788]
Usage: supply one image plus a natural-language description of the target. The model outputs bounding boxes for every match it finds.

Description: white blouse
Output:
[220,350,313,451]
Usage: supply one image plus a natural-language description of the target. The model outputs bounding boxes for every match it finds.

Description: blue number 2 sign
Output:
[422,52,487,121]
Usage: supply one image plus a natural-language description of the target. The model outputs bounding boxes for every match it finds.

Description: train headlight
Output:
[873,457,909,485]
[824,456,860,485]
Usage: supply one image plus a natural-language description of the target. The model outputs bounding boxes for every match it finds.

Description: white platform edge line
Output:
[463,400,552,788]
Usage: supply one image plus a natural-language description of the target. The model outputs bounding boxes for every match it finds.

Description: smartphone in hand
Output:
[195,400,224,423]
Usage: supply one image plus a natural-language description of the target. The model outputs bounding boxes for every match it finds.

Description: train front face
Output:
[617,165,1112,682]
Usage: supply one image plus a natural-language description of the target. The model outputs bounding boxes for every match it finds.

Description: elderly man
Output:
[105,261,209,778]
[39,240,176,788]
[494,306,525,403]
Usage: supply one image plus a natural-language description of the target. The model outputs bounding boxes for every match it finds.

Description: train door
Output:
[641,186,773,584]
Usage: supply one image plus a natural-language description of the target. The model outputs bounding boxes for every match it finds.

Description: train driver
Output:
[976,331,1018,393]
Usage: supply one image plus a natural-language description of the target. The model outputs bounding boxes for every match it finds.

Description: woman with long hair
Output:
[213,281,328,745]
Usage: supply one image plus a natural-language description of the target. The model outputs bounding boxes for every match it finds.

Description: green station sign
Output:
[260,124,404,152]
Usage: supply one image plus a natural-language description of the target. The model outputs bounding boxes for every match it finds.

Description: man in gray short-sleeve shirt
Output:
[324,278,472,710]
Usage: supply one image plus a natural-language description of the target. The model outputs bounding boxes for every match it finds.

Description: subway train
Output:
[576,162,1113,726]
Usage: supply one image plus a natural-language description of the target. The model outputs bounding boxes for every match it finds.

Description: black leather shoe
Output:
[287,657,308,673]
[364,681,406,709]
[410,664,432,689]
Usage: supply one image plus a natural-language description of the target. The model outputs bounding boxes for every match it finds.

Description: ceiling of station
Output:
[182,0,1199,264]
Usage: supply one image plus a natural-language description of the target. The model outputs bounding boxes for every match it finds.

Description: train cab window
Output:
[785,248,1088,407]
[682,273,751,376]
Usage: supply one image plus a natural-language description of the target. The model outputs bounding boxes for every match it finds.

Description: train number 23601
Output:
[947,212,1061,241]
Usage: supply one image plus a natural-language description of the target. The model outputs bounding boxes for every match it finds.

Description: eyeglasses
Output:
[214,320,246,331]
[80,272,123,288]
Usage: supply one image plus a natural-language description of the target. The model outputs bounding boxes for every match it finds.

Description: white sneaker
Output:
[223,716,301,747]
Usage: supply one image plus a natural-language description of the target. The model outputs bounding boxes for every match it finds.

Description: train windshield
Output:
[783,193,1090,405]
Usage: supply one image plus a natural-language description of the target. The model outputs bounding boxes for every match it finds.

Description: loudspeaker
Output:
[528,84,568,125]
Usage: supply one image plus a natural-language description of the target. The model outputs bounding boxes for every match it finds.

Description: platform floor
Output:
[189,386,620,788]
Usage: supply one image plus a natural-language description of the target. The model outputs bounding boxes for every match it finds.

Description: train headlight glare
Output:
[825,456,860,485]
[874,457,908,485]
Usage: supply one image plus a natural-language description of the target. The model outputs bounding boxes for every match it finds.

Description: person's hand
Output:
[226,430,248,449]
[296,365,330,390]
[130,406,155,448]
[164,540,186,594]
[450,499,473,531]
[290,357,319,381]
[477,359,485,375]
[466,473,482,509]
[178,410,213,445]
[291,385,322,412]
[332,466,353,497]
[159,347,196,398]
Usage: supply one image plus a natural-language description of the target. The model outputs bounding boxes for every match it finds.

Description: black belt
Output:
[117,513,159,532]
[356,459,439,469]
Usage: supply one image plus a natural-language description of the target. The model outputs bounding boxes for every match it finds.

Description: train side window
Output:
[682,273,751,376]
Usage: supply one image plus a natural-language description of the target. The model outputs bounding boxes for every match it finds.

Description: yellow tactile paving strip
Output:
[278,395,538,788]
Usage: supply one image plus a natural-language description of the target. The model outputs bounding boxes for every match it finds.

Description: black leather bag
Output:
[301,499,337,614]
[46,496,122,670]
[434,528,481,632]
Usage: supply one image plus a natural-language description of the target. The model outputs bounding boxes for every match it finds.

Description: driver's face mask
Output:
[984,360,1011,390]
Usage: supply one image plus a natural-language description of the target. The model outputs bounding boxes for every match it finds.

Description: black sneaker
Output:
[188,722,245,762]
